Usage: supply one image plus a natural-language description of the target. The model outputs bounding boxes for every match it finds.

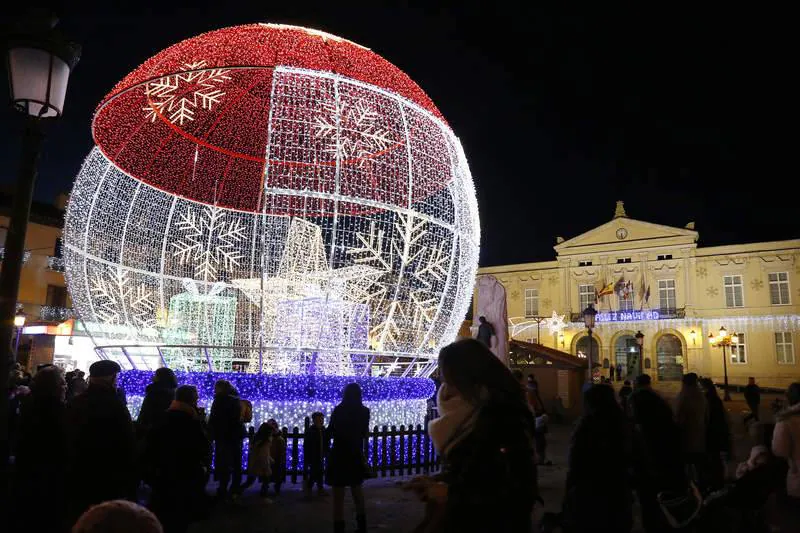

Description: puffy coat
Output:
[772,403,800,497]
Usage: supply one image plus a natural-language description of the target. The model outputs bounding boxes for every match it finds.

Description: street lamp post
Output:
[635,330,644,377]
[582,303,597,383]
[0,10,80,506]
[710,326,736,401]
[13,313,26,357]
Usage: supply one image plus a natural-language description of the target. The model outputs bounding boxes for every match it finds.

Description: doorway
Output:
[615,335,639,381]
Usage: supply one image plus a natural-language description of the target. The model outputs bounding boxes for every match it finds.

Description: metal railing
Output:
[93,343,438,378]
[40,305,72,322]
[47,255,65,272]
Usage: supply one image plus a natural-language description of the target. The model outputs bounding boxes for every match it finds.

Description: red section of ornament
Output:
[91,24,448,214]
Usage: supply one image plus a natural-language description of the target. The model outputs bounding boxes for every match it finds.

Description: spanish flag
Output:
[597,280,615,298]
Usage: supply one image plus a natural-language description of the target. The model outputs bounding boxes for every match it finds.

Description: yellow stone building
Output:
[1,193,71,368]
[478,202,800,389]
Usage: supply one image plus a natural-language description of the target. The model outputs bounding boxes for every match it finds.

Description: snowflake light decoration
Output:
[142,60,230,125]
[63,24,480,382]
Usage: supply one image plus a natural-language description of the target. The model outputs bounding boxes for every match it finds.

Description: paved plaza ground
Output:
[190,391,778,533]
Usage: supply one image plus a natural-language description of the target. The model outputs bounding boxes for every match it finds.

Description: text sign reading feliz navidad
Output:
[595,310,661,323]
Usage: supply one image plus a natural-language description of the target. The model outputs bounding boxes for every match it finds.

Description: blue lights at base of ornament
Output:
[119,370,436,429]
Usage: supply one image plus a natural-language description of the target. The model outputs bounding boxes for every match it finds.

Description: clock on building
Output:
[616,227,629,240]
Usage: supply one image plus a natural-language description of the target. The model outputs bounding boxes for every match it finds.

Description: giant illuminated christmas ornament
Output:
[63,23,479,427]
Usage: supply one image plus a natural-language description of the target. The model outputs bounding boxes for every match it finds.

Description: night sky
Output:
[2,3,794,266]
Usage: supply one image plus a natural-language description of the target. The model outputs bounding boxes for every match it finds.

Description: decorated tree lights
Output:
[63,24,479,428]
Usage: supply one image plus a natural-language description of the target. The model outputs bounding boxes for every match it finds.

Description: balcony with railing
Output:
[47,255,65,272]
[39,305,73,322]
[0,247,31,264]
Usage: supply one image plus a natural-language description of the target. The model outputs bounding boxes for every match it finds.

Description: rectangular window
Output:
[657,254,673,261]
[658,279,676,312]
[769,272,790,305]
[578,261,592,267]
[775,332,795,364]
[731,333,747,364]
[616,257,632,264]
[618,295,634,311]
[578,284,595,311]
[524,288,539,318]
[724,275,744,307]
[46,285,68,307]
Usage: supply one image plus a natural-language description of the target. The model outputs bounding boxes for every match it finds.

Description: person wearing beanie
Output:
[65,360,137,523]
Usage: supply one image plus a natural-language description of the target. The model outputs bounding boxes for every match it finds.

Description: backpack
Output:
[240,399,253,423]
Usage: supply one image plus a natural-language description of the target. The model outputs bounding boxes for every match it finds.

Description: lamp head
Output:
[582,304,597,329]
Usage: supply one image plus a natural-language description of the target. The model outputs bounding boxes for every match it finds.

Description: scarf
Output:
[428,383,480,456]
[168,400,199,418]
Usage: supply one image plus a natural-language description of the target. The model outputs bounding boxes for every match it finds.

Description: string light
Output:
[119,370,434,429]
[63,23,479,379]
[63,23,479,428]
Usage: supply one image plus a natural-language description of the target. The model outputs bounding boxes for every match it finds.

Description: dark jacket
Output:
[137,381,176,433]
[744,383,761,407]
[675,385,708,454]
[13,394,68,532]
[146,406,211,525]
[619,385,633,414]
[65,383,137,518]
[208,393,244,443]
[304,425,330,468]
[705,392,731,454]
[629,388,686,490]
[440,401,537,533]
[326,403,370,487]
[563,409,632,533]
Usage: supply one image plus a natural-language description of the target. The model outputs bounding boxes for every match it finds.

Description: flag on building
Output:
[597,280,615,298]
[613,275,626,297]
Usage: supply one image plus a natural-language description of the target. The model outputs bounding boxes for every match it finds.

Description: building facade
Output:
[1,193,71,368]
[478,202,800,389]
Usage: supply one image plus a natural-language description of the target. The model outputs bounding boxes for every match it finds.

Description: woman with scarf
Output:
[410,339,538,533]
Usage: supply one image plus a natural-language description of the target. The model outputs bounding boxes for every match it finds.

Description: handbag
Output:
[361,452,377,479]
[656,481,702,529]
[413,500,447,533]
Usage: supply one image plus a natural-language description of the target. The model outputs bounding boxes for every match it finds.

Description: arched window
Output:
[576,335,599,361]
[656,334,684,381]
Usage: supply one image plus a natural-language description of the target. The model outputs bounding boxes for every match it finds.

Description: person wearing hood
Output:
[137,368,178,435]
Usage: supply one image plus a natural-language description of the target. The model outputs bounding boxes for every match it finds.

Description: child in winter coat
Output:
[242,423,274,499]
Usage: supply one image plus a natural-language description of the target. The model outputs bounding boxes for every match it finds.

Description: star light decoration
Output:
[63,24,480,384]
[546,310,567,336]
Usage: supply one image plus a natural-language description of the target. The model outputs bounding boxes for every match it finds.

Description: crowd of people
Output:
[404,340,800,533]
[7,340,800,533]
[8,360,372,533]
